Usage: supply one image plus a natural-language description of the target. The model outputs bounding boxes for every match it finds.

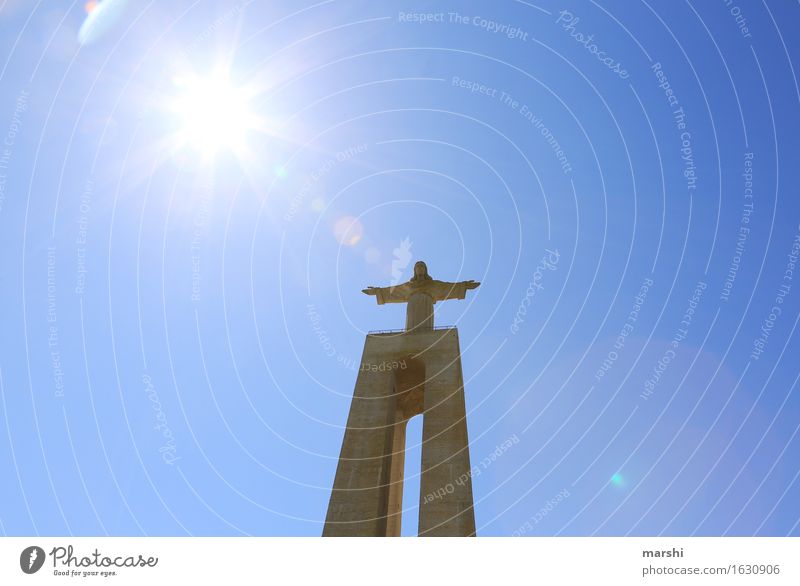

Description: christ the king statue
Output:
[362,261,480,332]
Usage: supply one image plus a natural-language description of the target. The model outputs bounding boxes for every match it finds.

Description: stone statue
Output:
[362,261,480,331]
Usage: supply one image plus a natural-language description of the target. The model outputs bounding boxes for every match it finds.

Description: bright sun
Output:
[170,70,258,156]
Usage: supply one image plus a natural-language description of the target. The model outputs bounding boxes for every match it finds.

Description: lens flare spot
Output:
[310,197,325,212]
[610,473,625,487]
[78,0,128,45]
[333,216,363,246]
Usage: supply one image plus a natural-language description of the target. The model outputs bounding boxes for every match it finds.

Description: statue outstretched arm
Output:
[428,279,480,302]
[362,283,413,304]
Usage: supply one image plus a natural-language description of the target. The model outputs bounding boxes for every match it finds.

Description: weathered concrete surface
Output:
[323,327,475,537]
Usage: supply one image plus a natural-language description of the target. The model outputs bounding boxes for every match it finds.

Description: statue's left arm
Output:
[428,279,480,302]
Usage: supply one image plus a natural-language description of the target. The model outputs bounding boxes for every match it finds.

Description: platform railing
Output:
[367,325,456,335]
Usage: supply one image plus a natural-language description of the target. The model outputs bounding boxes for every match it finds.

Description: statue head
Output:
[411,261,431,282]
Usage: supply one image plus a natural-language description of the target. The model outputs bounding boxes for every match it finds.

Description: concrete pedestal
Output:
[323,327,476,537]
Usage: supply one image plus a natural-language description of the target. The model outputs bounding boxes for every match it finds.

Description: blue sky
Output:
[0,0,799,536]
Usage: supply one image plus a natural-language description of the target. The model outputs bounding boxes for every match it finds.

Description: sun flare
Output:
[169,70,258,157]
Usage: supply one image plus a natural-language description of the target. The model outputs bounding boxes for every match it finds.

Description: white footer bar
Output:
[1,537,798,585]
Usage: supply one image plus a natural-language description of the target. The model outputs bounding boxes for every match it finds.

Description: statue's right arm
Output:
[362,283,410,303]
[362,285,389,304]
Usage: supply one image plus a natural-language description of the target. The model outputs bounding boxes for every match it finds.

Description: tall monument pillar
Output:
[323,262,479,537]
